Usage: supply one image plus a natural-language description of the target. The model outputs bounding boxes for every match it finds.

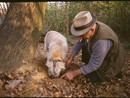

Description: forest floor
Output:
[0,37,130,97]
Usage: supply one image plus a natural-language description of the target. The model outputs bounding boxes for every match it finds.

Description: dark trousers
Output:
[82,43,102,83]
[85,71,102,83]
[85,71,122,83]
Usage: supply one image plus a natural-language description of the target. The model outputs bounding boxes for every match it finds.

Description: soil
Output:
[0,38,130,97]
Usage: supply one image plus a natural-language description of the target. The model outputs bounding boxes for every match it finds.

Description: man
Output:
[61,11,125,82]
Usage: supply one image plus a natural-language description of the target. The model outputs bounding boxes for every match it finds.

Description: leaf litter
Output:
[0,41,129,97]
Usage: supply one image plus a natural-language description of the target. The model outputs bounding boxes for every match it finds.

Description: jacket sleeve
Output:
[80,39,113,75]
[71,38,84,56]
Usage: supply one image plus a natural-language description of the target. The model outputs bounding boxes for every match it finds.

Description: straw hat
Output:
[71,11,97,36]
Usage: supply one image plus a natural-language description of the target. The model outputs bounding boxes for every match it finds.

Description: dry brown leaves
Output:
[0,42,129,97]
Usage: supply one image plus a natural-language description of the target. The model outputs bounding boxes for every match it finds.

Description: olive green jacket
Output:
[89,21,125,81]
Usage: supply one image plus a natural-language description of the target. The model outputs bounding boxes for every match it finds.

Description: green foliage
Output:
[44,1,130,44]
[62,33,74,45]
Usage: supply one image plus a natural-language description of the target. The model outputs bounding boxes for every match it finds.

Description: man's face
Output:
[79,29,94,39]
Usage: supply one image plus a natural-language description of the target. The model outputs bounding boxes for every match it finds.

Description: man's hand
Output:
[65,58,72,66]
[61,69,82,81]
[61,71,74,80]
[65,54,75,66]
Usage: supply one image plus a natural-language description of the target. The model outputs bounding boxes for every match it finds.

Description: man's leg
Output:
[115,72,122,79]
[85,71,102,83]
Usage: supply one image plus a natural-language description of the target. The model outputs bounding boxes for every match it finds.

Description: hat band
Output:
[74,19,94,31]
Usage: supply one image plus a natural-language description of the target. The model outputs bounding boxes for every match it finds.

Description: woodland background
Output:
[0,1,129,97]
[43,1,130,46]
[1,1,130,44]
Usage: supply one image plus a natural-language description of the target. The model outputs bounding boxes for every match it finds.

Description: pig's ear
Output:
[45,61,52,67]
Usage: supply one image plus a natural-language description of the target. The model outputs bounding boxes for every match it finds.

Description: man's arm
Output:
[66,38,84,65]
[71,38,84,56]
[80,39,113,74]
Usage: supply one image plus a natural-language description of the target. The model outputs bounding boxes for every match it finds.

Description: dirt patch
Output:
[0,42,129,97]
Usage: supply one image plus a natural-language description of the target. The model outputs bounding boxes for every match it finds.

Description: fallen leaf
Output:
[54,91,61,97]
[5,80,21,89]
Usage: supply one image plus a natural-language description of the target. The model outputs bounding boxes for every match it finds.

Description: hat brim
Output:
[71,15,97,36]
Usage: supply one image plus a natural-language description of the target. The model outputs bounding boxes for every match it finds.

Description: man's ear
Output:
[90,28,94,32]
[90,28,95,34]
[91,23,96,31]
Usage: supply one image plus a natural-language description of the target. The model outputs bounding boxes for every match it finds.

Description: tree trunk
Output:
[3,3,7,14]
[65,2,69,35]
[0,4,4,14]
[0,2,46,72]
[6,2,10,9]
